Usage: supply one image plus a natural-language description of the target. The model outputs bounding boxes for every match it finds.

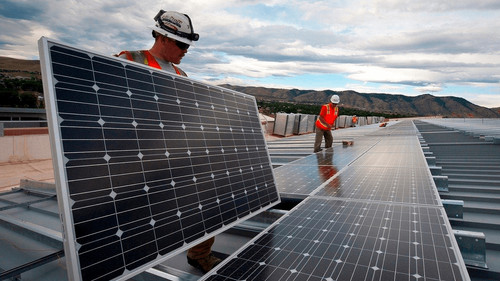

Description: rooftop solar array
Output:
[204,198,465,281]
[201,121,470,281]
[38,37,279,281]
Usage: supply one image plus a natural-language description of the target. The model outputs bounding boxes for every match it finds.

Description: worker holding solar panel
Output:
[314,95,340,152]
[116,10,221,273]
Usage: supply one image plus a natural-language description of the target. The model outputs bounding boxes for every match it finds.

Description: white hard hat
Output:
[151,10,199,46]
[330,95,340,104]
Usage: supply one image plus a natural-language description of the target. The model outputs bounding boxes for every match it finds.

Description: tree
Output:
[0,89,21,107]
[0,77,44,108]
[19,92,38,108]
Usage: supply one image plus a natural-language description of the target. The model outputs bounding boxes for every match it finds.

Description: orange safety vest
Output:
[316,103,339,130]
[116,50,182,75]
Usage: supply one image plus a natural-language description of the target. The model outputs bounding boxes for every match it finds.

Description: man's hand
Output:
[319,116,331,129]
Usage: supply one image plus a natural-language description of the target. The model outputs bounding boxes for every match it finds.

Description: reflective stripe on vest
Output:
[142,50,161,69]
[316,104,338,130]
[117,50,182,75]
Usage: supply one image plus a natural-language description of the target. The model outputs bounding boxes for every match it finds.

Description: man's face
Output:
[161,37,188,64]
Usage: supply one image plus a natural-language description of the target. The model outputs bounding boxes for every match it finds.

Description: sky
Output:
[1,0,500,108]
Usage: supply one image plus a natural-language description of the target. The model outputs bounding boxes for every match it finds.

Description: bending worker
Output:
[116,10,221,273]
[352,115,357,127]
[314,95,340,152]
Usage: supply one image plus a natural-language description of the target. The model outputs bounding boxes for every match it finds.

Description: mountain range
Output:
[1,56,499,118]
[221,85,500,118]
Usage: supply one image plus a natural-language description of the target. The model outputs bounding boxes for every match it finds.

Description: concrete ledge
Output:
[0,134,51,163]
[20,179,56,190]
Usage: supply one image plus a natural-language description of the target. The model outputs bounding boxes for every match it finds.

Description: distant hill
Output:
[221,85,500,118]
[0,56,41,79]
[1,56,498,117]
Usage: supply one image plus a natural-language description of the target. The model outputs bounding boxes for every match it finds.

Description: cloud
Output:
[472,94,500,108]
[0,0,45,20]
[1,0,499,107]
[415,84,443,93]
[0,17,54,59]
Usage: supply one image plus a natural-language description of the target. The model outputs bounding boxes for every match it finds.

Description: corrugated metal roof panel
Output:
[415,119,500,280]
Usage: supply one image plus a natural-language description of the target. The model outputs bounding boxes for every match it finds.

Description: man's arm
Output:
[318,115,332,130]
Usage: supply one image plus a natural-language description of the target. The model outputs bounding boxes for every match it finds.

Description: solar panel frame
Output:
[38,37,280,281]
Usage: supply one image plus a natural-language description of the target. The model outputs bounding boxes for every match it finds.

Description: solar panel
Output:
[367,137,423,153]
[351,151,426,167]
[368,122,418,136]
[38,37,280,281]
[201,197,469,281]
[201,120,470,281]
[310,136,440,205]
[274,143,374,198]
[273,150,342,198]
[274,164,339,199]
[275,146,439,204]
[314,166,440,205]
[284,147,361,167]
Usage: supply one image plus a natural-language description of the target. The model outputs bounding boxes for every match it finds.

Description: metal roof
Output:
[414,119,500,280]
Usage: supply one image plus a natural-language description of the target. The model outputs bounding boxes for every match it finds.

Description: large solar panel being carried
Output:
[38,37,280,281]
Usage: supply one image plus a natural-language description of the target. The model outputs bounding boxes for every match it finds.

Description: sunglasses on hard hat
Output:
[175,40,190,50]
